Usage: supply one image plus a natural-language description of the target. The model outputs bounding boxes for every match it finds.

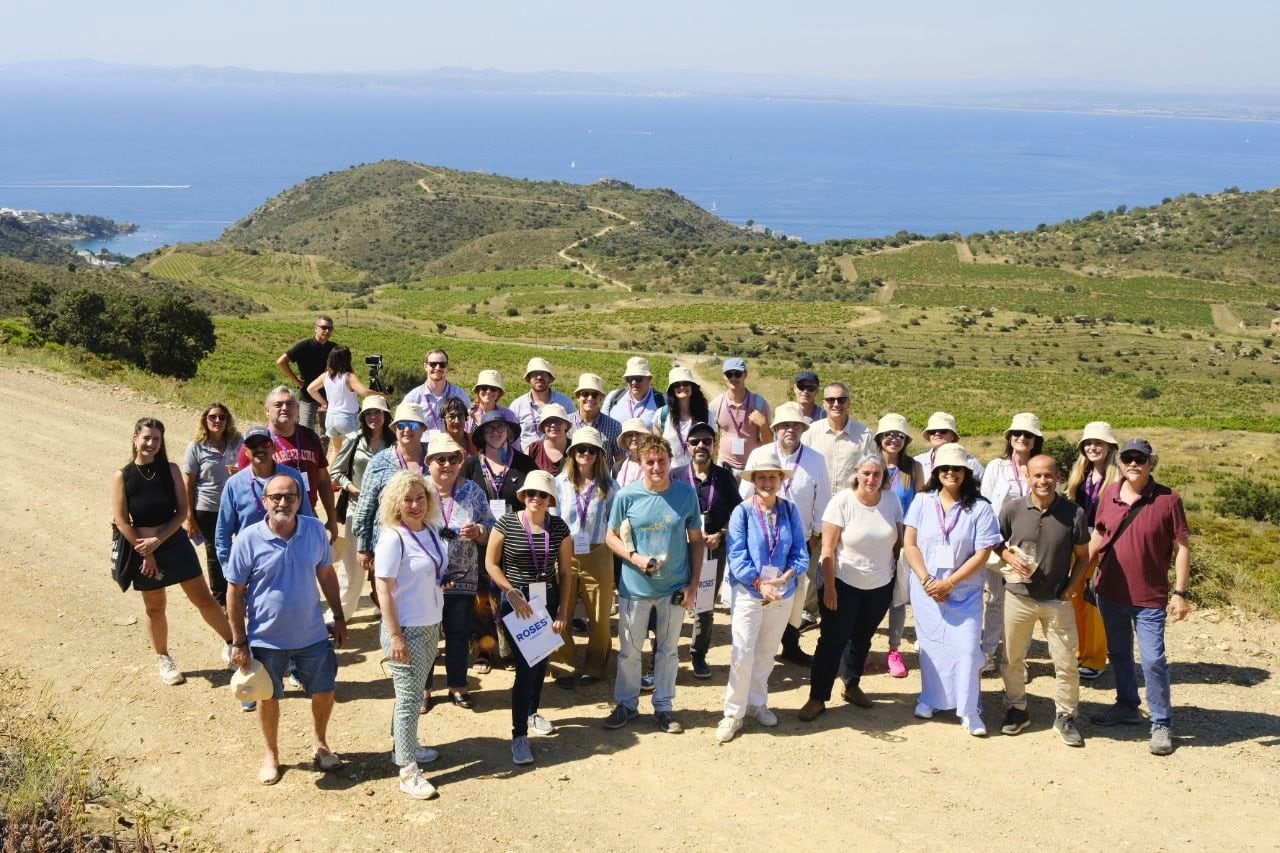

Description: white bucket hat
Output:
[1078,421,1118,449]
[1005,412,1044,438]
[932,442,970,470]
[924,412,959,435]
[742,448,793,481]
[617,417,649,449]
[524,358,556,381]
[623,356,652,378]
[392,401,427,427]
[537,403,572,430]
[360,395,391,418]
[230,659,274,703]
[770,401,812,431]
[568,426,605,451]
[517,470,558,505]
[473,369,505,392]
[666,366,696,392]
[875,413,911,442]
[575,373,606,396]
[425,434,464,458]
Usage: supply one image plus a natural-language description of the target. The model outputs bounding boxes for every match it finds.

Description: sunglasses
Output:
[796,384,818,393]
[427,361,448,369]
[476,386,501,394]
[315,325,333,331]
[264,493,298,504]
[824,396,849,405]
[523,490,551,501]
[206,413,227,422]
[925,429,954,438]
[574,446,600,455]
[577,390,602,399]
[1120,454,1150,465]
[723,370,745,379]
[429,453,463,465]
[935,465,966,474]
[245,440,272,451]
[625,376,647,384]
[687,436,714,447]
[1009,430,1036,440]
[671,383,693,392]
[394,421,424,431]
[880,432,908,442]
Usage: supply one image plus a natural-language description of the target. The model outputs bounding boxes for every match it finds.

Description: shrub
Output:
[1212,479,1280,524]
[1043,435,1078,475]
[1136,386,1161,399]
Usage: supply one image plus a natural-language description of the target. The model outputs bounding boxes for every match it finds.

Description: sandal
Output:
[418,692,432,715]
[450,691,474,709]
[474,655,492,675]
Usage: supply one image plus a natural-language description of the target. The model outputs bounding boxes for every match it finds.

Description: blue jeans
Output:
[1097,595,1172,726]
[616,595,685,712]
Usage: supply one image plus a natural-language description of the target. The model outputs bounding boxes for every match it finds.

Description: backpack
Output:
[603,387,666,416]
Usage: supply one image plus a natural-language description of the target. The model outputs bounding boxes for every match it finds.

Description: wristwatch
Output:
[1171,589,1190,599]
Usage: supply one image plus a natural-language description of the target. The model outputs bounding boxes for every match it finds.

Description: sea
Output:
[2,79,1279,257]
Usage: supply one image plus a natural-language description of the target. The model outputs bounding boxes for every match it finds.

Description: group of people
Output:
[109,315,1194,799]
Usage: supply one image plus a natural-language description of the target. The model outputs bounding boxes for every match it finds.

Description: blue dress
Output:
[905,491,1002,719]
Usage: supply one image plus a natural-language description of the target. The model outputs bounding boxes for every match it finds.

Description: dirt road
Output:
[2,365,1277,851]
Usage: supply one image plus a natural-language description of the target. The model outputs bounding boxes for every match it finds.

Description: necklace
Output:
[134,461,157,481]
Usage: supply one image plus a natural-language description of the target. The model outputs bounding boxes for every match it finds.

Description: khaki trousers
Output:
[551,543,615,679]
[1002,593,1080,716]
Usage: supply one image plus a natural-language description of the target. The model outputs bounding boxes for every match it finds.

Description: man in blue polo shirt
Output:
[226,474,346,786]
[603,434,704,733]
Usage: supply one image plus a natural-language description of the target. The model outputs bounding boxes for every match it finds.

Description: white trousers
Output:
[723,587,793,720]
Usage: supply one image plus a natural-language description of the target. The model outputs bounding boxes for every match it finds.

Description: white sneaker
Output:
[963,716,988,737]
[156,654,184,686]
[398,764,439,800]
[527,713,555,735]
[748,705,778,727]
[220,643,234,669]
[715,716,743,744]
[285,673,304,691]
[914,702,934,719]
[389,746,439,766]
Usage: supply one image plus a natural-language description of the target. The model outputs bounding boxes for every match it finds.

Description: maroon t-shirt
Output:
[236,426,326,507]
[1093,479,1190,608]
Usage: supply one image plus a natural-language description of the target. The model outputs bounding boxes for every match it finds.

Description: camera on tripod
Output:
[365,354,392,394]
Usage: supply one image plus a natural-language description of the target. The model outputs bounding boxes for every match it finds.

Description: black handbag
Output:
[332,438,360,524]
[110,524,139,592]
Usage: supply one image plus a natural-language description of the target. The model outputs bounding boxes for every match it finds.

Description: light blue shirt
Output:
[608,479,701,600]
[214,463,312,568]
[552,473,618,546]
[224,515,334,650]
[509,390,576,451]
[904,491,1002,591]
[726,497,809,599]
[404,381,472,432]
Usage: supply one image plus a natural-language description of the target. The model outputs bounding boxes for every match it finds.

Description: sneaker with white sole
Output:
[527,714,555,736]
[887,650,908,678]
[655,710,683,733]
[511,736,534,765]
[1054,713,1084,747]
[1149,724,1174,756]
[603,704,638,729]
[962,716,988,737]
[748,705,778,727]
[1000,707,1030,735]
[715,716,743,744]
[399,764,439,799]
[914,702,934,719]
[156,654,184,686]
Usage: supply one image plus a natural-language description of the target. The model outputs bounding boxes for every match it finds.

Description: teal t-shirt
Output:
[609,479,701,599]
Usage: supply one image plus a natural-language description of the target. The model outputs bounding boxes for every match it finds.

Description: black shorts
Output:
[130,534,203,592]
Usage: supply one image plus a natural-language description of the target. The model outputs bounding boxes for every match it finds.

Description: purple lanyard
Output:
[1083,471,1102,511]
[395,447,423,472]
[776,443,802,497]
[725,395,751,435]
[685,466,715,511]
[629,389,652,419]
[752,497,782,565]
[934,497,961,544]
[519,511,552,579]
[250,475,267,514]
[438,481,458,528]
[1009,460,1025,497]
[527,400,543,432]
[481,449,510,497]
[400,523,445,582]
[574,481,595,530]
[269,430,299,466]
[420,392,440,428]
[620,460,641,486]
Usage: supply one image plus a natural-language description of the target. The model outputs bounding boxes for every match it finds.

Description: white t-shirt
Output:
[822,489,903,590]
[323,372,359,417]
[374,526,445,627]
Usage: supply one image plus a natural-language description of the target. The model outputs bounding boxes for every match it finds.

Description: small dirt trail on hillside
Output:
[3,363,1278,851]
[1211,303,1246,333]
[955,241,975,263]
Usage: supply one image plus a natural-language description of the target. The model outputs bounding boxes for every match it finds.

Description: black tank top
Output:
[123,461,177,527]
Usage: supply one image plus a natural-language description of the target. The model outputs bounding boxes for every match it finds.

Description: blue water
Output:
[2,79,1278,256]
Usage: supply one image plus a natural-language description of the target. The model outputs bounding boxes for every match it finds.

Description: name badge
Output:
[489,499,507,519]
[700,512,708,533]
[572,531,590,555]
[300,472,311,494]
[730,437,746,455]
[926,542,956,573]
[528,582,547,608]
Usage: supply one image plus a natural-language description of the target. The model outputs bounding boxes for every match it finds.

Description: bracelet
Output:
[231,640,248,648]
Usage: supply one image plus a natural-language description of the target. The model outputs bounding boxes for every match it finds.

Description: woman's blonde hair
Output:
[194,402,241,446]
[1066,444,1122,499]
[378,470,442,530]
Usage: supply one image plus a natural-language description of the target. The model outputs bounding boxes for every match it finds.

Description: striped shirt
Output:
[495,512,570,585]
[552,473,618,546]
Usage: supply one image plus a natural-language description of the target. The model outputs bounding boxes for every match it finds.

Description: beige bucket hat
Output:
[875,413,911,441]
[568,426,605,451]
[537,403,572,430]
[359,395,391,416]
[1078,421,1118,449]
[617,417,649,449]
[392,401,427,427]
[1005,412,1043,438]
[517,470,558,505]
[523,358,556,381]
[924,412,959,435]
[932,442,970,470]
[666,366,696,392]
[425,434,464,458]
[623,356,652,378]
[742,448,793,481]
[770,401,812,430]
[230,659,274,703]
[575,373,606,396]
[473,369,505,392]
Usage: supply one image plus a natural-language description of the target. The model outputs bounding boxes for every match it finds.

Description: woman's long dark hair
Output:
[923,466,985,511]
[359,404,395,448]
[672,384,709,425]
[1002,434,1044,459]
[130,416,170,467]
[327,346,354,377]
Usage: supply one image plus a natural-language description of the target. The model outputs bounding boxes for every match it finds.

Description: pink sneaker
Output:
[887,650,908,678]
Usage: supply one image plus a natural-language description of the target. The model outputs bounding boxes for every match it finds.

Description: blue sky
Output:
[4,0,1276,88]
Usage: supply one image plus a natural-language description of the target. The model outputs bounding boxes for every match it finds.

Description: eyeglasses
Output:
[523,490,551,501]
[542,420,567,430]
[936,465,965,474]
[427,361,448,369]
[206,413,227,422]
[625,376,646,384]
[796,384,818,393]
[881,432,907,443]
[394,421,424,431]
[429,454,463,465]
[723,370,745,379]
[574,446,600,455]
[824,396,849,405]
[687,436,714,447]
[1009,430,1036,440]
[1120,454,1150,465]
[924,429,954,438]
[264,493,298,504]
[444,412,466,421]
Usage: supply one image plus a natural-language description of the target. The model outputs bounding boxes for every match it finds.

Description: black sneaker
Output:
[602,703,638,730]
[778,646,813,667]
[1090,703,1143,726]
[554,675,577,690]
[640,672,656,692]
[1000,707,1031,735]
[1054,713,1084,747]
[572,617,590,634]
[691,657,712,679]
[655,710,683,733]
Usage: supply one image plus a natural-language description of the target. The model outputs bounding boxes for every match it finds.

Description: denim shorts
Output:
[252,639,338,699]
[325,411,359,438]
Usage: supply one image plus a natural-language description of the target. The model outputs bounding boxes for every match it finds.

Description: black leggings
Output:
[193,509,226,605]
[809,577,894,702]
[499,585,559,738]
[426,593,476,691]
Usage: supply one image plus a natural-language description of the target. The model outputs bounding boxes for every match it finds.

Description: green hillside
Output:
[0,216,79,266]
